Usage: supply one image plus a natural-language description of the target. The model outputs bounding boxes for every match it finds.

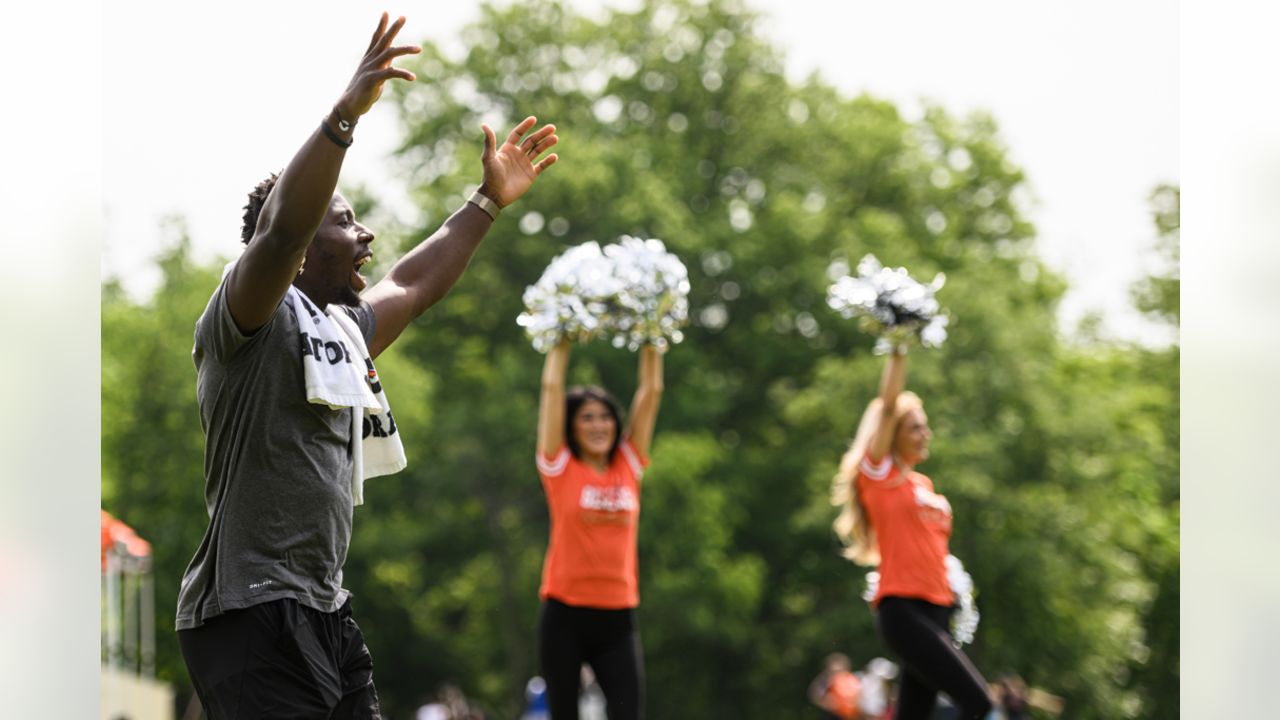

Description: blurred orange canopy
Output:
[100,509,152,570]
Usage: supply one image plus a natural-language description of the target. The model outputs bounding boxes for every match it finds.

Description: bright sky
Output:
[12,3,1272,716]
[102,0,1178,344]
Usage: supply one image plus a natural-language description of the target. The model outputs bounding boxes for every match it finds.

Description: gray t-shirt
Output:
[175,278,376,630]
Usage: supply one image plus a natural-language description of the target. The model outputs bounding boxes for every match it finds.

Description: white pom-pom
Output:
[518,237,690,352]
[946,554,980,646]
[863,554,979,647]
[827,253,951,353]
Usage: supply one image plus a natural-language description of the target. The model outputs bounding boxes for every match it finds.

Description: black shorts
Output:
[178,596,381,719]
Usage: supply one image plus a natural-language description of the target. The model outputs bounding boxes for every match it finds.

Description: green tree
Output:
[101,2,1178,717]
[102,222,222,708]
[365,0,1152,716]
[1132,184,1180,325]
[1121,184,1179,719]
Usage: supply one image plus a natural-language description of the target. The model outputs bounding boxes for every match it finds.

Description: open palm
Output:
[479,117,559,208]
[338,13,421,121]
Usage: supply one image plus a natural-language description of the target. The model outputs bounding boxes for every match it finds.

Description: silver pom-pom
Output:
[827,254,949,353]
[946,554,980,647]
[518,237,690,352]
[862,554,980,647]
[861,570,881,604]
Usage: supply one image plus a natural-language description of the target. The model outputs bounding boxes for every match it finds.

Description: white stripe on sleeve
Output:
[859,454,893,481]
[619,441,645,480]
[536,447,571,477]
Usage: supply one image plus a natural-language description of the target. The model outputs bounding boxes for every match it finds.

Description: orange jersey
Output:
[537,439,647,608]
[826,670,862,719]
[858,454,954,607]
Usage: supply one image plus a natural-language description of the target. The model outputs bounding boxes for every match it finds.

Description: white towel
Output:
[286,285,407,505]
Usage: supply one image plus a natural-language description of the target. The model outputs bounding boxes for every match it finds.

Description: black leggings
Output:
[538,598,644,720]
[876,597,992,720]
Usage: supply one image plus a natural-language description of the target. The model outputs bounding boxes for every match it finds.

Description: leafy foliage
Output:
[102,222,222,695]
[101,2,1177,718]
[1132,184,1180,326]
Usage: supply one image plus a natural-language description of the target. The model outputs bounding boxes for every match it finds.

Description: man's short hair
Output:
[241,173,280,245]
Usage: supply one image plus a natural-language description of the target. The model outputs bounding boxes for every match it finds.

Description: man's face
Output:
[297,194,374,308]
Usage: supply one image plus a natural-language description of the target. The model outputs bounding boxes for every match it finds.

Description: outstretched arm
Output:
[866,348,907,461]
[537,342,571,458]
[625,345,664,458]
[364,118,559,357]
[227,13,420,333]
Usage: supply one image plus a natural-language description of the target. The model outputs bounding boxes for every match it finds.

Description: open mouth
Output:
[352,254,372,290]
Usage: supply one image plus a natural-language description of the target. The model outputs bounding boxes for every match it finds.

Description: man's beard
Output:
[293,275,362,309]
[336,285,362,308]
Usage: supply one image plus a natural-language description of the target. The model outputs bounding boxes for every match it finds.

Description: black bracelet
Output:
[320,119,352,149]
[333,107,356,132]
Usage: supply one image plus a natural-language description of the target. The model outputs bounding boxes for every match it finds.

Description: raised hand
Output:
[478,116,560,208]
[336,13,422,122]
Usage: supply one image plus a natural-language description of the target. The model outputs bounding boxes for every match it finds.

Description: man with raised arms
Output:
[174,14,559,718]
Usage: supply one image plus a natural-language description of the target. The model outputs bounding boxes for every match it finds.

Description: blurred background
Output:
[98,1,1178,718]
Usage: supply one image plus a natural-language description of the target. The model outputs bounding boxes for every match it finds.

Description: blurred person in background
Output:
[416,683,479,720]
[830,348,992,720]
[994,675,1030,720]
[858,657,899,720]
[807,652,862,719]
[522,676,550,720]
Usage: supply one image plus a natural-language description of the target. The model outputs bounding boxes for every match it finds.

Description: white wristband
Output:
[467,190,501,221]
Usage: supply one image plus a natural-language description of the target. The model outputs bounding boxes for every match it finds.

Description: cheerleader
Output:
[534,341,664,719]
[832,348,992,720]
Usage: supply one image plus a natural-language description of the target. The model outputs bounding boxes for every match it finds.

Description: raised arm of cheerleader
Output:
[865,348,907,462]
[537,341,571,458]
[625,344,665,458]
